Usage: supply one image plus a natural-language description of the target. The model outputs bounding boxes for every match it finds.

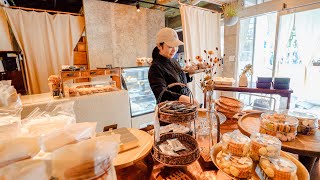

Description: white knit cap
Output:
[156,28,184,47]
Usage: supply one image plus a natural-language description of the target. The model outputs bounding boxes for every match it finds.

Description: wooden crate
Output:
[74,51,87,65]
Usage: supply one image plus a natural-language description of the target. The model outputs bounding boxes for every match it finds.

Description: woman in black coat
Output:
[148,28,198,106]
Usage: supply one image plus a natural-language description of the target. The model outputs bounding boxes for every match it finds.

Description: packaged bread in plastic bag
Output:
[22,101,76,136]
[0,137,40,168]
[52,135,120,180]
[41,122,97,152]
[0,81,20,108]
[0,159,51,180]
[0,108,22,141]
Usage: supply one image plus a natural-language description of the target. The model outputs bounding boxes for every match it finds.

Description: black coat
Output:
[148,54,192,104]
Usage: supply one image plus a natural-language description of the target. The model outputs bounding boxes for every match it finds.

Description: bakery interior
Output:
[0,0,320,179]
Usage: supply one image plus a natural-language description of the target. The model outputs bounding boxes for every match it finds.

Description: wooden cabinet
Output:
[0,51,27,95]
[74,36,88,67]
[74,51,87,65]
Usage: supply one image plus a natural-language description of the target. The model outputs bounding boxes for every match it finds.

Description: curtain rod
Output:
[0,5,81,16]
[282,1,320,11]
[178,1,221,13]
[138,1,179,9]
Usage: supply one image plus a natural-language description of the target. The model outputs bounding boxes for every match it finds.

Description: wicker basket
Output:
[157,83,197,124]
[215,100,242,113]
[153,133,200,167]
[219,96,244,108]
[158,101,198,123]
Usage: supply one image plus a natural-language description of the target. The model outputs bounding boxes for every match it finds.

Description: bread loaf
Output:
[0,137,40,168]
[0,159,50,180]
[52,135,119,179]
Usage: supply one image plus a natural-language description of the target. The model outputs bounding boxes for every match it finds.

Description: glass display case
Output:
[122,67,156,117]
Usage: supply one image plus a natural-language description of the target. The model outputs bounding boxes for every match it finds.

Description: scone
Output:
[216,151,253,179]
[250,133,281,161]
[221,130,251,157]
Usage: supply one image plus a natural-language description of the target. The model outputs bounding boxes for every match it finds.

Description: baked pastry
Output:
[216,151,253,179]
[69,87,78,97]
[260,113,298,142]
[250,133,281,161]
[221,130,251,157]
[257,156,297,180]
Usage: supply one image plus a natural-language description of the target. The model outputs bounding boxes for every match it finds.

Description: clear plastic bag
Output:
[0,108,22,142]
[0,159,51,180]
[52,135,120,180]
[0,81,21,108]
[0,137,40,168]
[21,101,76,136]
[41,122,97,152]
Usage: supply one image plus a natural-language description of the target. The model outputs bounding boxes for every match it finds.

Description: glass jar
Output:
[260,112,298,142]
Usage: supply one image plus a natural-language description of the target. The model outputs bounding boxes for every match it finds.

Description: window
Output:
[237,12,277,83]
[243,0,272,8]
[237,5,320,112]
[276,8,320,106]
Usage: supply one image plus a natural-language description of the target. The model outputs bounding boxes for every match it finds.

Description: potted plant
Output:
[222,0,239,26]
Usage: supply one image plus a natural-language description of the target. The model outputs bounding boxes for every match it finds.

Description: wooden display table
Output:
[238,112,320,172]
[204,83,293,109]
[114,128,153,170]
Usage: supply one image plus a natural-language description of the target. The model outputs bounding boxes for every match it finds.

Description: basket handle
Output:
[157,83,194,104]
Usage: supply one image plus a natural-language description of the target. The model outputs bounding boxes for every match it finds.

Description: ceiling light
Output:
[136,2,140,12]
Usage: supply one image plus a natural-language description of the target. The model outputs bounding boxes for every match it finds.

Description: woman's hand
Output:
[179,95,199,107]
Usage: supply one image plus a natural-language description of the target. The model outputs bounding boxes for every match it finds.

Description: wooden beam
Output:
[239,0,320,18]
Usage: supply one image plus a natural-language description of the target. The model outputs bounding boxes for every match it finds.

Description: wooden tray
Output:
[210,143,309,180]
[238,112,320,157]
[97,128,139,153]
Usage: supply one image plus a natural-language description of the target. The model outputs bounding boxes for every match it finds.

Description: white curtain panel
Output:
[0,7,13,51]
[295,9,320,67]
[275,14,294,69]
[180,5,221,104]
[3,8,85,94]
[295,9,320,101]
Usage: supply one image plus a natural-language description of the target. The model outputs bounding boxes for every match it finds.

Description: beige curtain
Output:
[180,5,221,104]
[3,8,85,94]
[0,7,13,51]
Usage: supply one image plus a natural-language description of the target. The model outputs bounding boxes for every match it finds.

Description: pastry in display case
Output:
[122,67,156,117]
[60,68,121,97]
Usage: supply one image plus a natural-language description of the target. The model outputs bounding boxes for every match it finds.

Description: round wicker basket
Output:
[220,96,244,108]
[215,100,242,113]
[153,133,200,166]
[158,101,198,123]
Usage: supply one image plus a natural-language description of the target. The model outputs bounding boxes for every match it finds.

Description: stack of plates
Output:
[214,96,244,119]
